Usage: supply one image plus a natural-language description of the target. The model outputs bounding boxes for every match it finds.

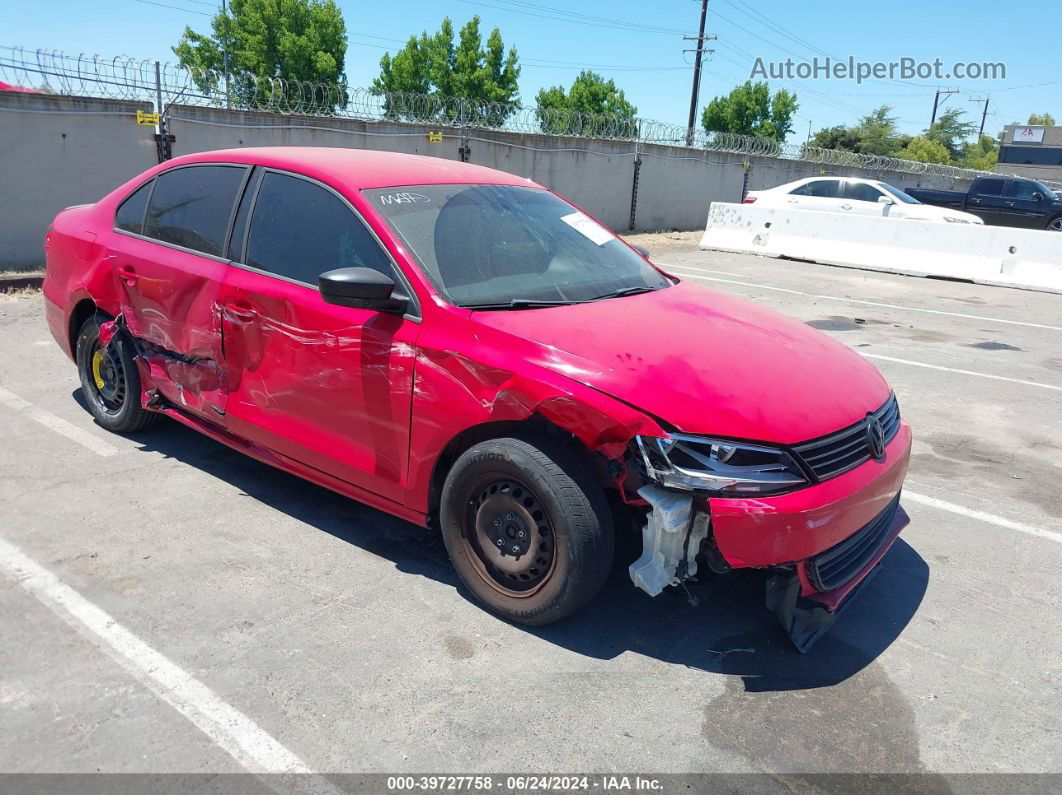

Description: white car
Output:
[745,177,984,224]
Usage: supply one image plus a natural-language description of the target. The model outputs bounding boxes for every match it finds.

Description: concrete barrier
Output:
[699,203,1062,294]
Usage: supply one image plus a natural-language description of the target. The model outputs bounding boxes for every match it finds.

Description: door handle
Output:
[117,266,137,286]
[840,203,852,210]
[225,304,257,322]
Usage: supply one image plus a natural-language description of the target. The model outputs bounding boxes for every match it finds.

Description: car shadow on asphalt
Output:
[91,396,928,698]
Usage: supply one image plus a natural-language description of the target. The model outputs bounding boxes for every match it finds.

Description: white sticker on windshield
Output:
[561,212,614,246]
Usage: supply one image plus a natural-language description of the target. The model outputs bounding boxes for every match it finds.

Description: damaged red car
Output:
[44,148,912,650]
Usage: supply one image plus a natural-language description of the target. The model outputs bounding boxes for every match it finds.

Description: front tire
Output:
[76,312,160,433]
[439,435,614,626]
[1047,216,1062,232]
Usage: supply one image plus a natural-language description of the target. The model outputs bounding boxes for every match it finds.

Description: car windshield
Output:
[362,184,670,308]
[878,183,921,204]
[1031,179,1055,197]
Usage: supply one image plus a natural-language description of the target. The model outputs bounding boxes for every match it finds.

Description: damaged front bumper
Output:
[628,423,912,652]
[765,499,909,652]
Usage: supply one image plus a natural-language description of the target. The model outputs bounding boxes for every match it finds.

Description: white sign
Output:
[561,212,614,246]
[1015,126,1045,143]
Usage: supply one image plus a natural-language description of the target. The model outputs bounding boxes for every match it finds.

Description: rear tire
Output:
[439,435,614,626]
[76,312,160,433]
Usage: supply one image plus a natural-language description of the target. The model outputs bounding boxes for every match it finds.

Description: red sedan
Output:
[43,148,911,650]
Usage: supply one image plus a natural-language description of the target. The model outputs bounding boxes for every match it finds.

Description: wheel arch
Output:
[69,298,107,354]
[425,414,618,530]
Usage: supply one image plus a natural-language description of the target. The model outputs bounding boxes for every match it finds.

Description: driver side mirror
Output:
[631,244,651,259]
[319,267,409,314]
[877,196,894,205]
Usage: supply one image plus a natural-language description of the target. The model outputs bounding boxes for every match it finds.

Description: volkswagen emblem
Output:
[866,417,886,460]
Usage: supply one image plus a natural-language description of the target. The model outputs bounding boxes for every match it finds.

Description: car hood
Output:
[470,279,892,444]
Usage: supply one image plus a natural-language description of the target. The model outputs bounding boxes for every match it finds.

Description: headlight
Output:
[634,434,808,496]
[943,216,971,223]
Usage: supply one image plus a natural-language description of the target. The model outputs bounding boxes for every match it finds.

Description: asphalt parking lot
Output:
[1,242,1060,781]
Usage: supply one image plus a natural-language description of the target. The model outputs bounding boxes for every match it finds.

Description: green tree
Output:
[700,80,798,142]
[173,0,347,106]
[898,135,951,165]
[850,106,903,156]
[809,124,860,151]
[808,106,908,156]
[1027,112,1056,126]
[535,70,637,137]
[959,134,999,171]
[925,108,977,160]
[372,16,520,124]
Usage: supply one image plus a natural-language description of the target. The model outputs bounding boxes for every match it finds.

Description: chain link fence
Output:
[1,45,990,180]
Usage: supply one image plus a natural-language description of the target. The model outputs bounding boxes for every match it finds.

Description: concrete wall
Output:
[0,92,157,268]
[0,93,977,267]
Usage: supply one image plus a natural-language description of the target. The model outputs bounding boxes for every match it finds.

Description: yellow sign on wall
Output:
[427,130,443,143]
[136,110,160,126]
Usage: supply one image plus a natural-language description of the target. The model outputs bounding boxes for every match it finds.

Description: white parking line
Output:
[0,386,120,457]
[0,534,322,777]
[862,353,1062,392]
[905,491,1062,546]
[662,265,1062,332]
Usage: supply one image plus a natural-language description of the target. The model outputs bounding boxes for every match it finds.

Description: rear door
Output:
[219,169,420,504]
[785,179,844,213]
[108,163,250,421]
[964,177,1007,225]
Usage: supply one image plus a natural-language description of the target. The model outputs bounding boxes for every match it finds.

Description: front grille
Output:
[807,495,901,591]
[793,394,900,481]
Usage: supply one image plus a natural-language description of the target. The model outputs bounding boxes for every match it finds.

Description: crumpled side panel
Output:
[405,338,667,513]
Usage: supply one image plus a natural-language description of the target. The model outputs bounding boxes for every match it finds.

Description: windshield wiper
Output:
[590,285,658,301]
[461,298,583,310]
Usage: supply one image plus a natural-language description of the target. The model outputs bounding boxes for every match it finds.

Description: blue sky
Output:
[6,0,1061,141]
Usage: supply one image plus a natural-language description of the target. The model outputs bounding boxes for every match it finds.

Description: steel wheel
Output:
[86,339,127,415]
[462,476,557,597]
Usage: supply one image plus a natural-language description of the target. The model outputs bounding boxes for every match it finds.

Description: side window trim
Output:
[113,162,249,264]
[222,166,255,260]
[238,166,421,319]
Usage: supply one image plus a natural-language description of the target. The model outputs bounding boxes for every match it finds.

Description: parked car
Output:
[44,148,912,651]
[906,175,1062,230]
[745,176,983,224]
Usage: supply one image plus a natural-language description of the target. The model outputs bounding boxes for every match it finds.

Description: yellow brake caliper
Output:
[91,349,107,391]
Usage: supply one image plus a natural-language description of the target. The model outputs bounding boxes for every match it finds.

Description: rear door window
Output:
[244,171,395,286]
[144,165,248,257]
[973,178,1006,196]
[115,180,153,235]
[791,180,840,198]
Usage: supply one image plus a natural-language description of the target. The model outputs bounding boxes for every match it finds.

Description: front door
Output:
[109,163,250,421]
[1000,179,1049,228]
[219,169,420,504]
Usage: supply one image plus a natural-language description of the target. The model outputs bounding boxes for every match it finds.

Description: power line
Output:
[133,0,212,16]
[453,0,685,36]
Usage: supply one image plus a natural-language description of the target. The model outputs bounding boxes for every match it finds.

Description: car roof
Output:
[160,147,542,191]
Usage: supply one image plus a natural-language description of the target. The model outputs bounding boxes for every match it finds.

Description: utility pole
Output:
[969,96,990,138]
[930,86,958,126]
[222,0,230,108]
[684,0,716,146]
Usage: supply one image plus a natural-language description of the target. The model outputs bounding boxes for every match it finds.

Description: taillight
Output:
[743,196,757,204]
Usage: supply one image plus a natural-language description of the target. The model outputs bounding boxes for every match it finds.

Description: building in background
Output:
[998,125,1062,183]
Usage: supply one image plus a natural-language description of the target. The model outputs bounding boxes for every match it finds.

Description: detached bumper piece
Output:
[808,496,902,591]
[768,496,909,652]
